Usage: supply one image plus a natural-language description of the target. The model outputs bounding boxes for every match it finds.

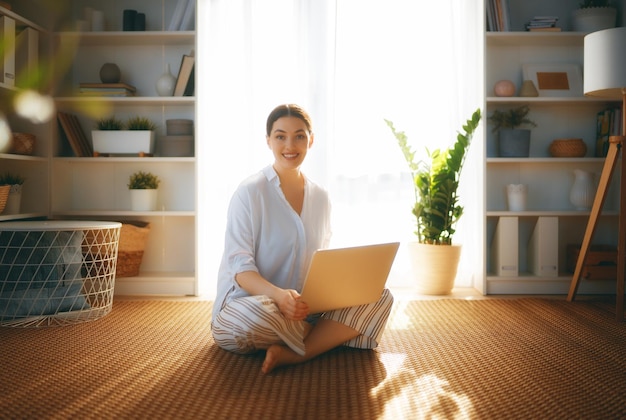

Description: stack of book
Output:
[596,107,622,157]
[79,82,136,97]
[525,16,560,32]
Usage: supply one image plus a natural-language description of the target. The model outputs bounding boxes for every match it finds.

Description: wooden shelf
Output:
[56,31,195,46]
[55,96,195,105]
[52,210,195,217]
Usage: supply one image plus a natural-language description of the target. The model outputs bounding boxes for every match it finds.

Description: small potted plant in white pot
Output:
[488,105,537,157]
[572,0,617,32]
[128,170,160,211]
[385,109,481,294]
[0,172,26,215]
[92,116,156,156]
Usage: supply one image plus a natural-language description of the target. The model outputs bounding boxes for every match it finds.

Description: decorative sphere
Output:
[100,63,121,83]
[494,80,516,97]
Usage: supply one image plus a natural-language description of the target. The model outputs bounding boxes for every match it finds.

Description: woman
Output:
[211,104,393,374]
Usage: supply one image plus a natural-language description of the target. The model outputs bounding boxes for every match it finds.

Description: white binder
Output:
[491,216,519,277]
[0,16,15,86]
[528,216,559,277]
[15,27,38,89]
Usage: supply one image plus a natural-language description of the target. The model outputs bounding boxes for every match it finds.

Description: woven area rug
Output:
[0,298,624,419]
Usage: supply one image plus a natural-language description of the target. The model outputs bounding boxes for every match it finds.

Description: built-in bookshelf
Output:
[2,1,198,296]
[482,0,623,295]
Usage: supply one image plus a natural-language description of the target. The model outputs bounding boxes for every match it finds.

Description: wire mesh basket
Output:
[0,220,121,327]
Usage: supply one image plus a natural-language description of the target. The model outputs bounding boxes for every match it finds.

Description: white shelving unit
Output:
[0,5,50,222]
[3,1,198,296]
[483,0,623,295]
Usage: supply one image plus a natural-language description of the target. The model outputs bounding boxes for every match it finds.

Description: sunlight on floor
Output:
[373,354,474,420]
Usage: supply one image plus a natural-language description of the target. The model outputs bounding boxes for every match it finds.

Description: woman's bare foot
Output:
[261,344,302,374]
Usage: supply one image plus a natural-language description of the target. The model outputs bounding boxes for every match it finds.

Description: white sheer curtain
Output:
[197,0,484,297]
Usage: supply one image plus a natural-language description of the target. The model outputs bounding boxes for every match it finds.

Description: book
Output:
[57,112,92,157]
[183,64,194,96]
[15,27,38,89]
[168,0,189,31]
[528,27,562,32]
[0,15,15,86]
[528,217,559,277]
[79,82,136,92]
[491,216,518,277]
[79,91,135,97]
[174,54,194,96]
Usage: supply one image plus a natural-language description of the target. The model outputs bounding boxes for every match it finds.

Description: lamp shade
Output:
[584,27,626,99]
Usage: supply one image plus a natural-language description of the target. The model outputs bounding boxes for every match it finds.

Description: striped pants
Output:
[211,289,394,356]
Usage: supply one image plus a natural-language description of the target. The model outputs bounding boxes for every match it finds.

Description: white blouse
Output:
[213,165,332,320]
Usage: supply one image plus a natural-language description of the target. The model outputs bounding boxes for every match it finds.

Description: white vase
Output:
[570,169,595,210]
[4,184,23,214]
[407,242,461,295]
[506,184,527,212]
[155,63,176,96]
[130,189,158,211]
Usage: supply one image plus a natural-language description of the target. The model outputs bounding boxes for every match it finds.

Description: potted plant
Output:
[92,116,157,156]
[385,108,481,294]
[0,172,26,215]
[488,105,537,157]
[128,170,160,211]
[572,0,617,32]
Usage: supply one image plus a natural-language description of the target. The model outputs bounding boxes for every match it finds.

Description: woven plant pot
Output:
[0,185,9,214]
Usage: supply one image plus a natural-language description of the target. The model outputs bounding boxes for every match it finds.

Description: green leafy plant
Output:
[95,116,157,130]
[95,116,124,130]
[385,109,481,245]
[128,171,160,189]
[126,116,157,131]
[0,172,26,185]
[579,0,611,8]
[487,105,537,132]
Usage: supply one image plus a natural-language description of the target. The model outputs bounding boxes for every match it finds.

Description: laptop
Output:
[299,242,400,313]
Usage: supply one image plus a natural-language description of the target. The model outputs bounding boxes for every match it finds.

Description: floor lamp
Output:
[567,27,626,322]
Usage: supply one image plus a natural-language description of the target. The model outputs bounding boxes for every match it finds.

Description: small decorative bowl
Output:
[549,138,587,158]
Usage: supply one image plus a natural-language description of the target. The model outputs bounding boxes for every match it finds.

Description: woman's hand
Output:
[235,271,309,321]
[275,289,309,321]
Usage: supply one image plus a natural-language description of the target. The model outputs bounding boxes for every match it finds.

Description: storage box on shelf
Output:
[483,0,622,295]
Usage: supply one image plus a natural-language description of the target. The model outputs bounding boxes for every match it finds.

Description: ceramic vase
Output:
[519,80,539,97]
[156,64,176,96]
[506,184,527,211]
[498,129,531,157]
[130,189,158,211]
[100,63,121,83]
[408,242,461,295]
[570,169,595,210]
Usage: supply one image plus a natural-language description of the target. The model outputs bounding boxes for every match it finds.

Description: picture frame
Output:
[522,64,583,97]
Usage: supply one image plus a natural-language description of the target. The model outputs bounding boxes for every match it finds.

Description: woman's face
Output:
[267,116,314,173]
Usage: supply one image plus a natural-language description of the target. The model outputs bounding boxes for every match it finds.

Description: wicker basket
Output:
[116,221,151,277]
[11,133,36,155]
[0,185,9,214]
[549,138,587,157]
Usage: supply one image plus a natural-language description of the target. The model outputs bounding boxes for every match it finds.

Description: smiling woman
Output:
[196,0,483,296]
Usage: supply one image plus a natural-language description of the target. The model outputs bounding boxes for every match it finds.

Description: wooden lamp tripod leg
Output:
[567,135,626,322]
